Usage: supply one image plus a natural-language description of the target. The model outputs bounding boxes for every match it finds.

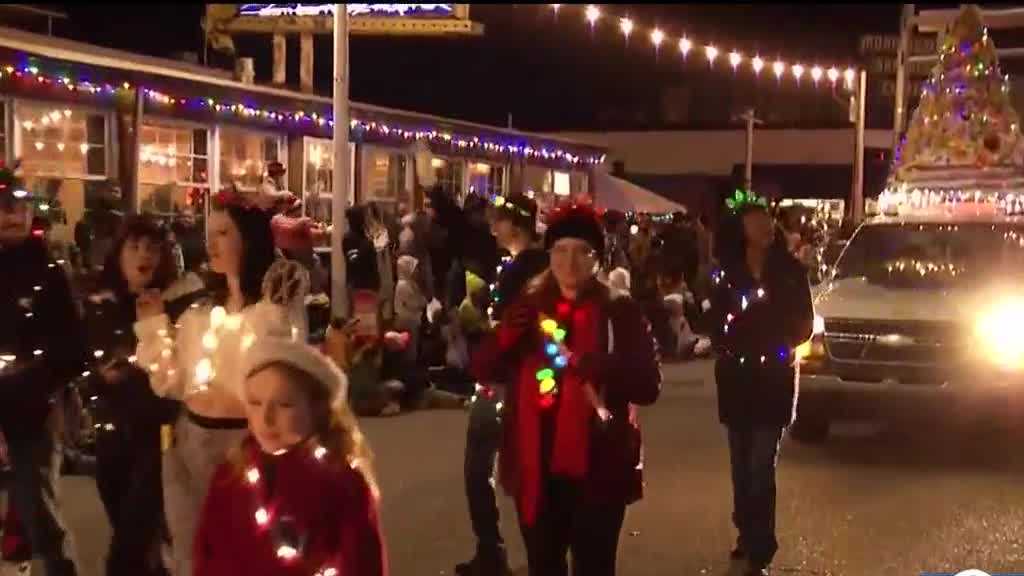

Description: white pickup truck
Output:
[791,208,1024,442]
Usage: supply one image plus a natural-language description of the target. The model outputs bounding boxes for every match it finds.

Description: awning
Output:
[593,170,686,213]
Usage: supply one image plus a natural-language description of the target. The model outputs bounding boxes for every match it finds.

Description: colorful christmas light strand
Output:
[0,64,604,166]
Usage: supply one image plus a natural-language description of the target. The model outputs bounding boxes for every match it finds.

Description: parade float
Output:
[879,4,1024,217]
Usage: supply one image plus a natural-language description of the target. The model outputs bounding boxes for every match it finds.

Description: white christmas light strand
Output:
[553,4,858,91]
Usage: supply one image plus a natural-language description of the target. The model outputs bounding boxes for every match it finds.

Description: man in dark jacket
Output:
[709,199,814,576]
[0,169,83,576]
[456,194,548,576]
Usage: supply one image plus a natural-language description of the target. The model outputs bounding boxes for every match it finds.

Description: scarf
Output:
[512,291,605,526]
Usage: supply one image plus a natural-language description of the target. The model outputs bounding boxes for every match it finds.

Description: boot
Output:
[454,547,509,576]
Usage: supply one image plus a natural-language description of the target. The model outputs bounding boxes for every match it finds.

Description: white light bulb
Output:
[827,67,839,84]
[843,68,856,88]
[751,56,764,74]
[650,28,664,48]
[254,507,270,526]
[792,63,805,80]
[619,17,633,38]
[584,4,600,25]
[678,37,692,57]
[34,141,44,151]
[550,4,561,13]
[810,65,823,83]
[80,143,89,155]
[773,61,786,79]
[246,467,261,485]
[705,45,718,64]
[729,51,742,70]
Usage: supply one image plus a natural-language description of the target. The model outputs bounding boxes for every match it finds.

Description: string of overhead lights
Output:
[0,64,605,166]
[547,4,859,91]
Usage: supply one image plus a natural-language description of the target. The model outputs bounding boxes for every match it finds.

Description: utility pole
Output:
[852,70,867,223]
[737,108,763,191]
[894,4,916,151]
[331,4,350,318]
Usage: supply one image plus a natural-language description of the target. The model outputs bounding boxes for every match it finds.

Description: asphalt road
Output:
[35,361,1024,576]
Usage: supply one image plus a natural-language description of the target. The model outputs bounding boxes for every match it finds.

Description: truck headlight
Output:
[797,314,827,361]
[975,298,1024,370]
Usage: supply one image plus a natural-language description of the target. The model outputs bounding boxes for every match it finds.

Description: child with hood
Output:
[394,255,427,367]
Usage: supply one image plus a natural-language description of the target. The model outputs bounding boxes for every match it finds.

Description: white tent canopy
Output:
[591,169,685,213]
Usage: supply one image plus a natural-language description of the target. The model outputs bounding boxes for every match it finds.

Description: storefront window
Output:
[15,102,109,245]
[432,156,463,201]
[219,127,282,191]
[571,171,590,202]
[553,170,571,197]
[17,102,106,178]
[361,146,408,206]
[467,161,505,198]
[302,137,354,226]
[138,123,209,218]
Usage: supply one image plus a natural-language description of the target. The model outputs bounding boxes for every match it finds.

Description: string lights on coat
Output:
[554,4,858,91]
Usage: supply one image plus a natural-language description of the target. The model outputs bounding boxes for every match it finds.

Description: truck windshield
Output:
[834,222,1024,287]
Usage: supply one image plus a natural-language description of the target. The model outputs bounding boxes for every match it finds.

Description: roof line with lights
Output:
[0,61,605,167]
[549,4,860,90]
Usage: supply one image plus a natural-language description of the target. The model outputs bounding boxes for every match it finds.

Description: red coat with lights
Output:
[194,437,386,576]
[472,276,661,527]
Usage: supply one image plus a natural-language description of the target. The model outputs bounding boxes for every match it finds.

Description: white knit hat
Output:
[241,338,349,408]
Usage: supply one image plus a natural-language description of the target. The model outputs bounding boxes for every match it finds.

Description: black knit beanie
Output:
[544,204,605,258]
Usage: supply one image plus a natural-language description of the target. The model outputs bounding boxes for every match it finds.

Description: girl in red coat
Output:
[194,338,386,576]
[473,204,661,576]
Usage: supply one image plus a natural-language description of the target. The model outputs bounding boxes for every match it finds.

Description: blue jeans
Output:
[2,425,77,576]
[464,392,504,558]
[727,425,785,568]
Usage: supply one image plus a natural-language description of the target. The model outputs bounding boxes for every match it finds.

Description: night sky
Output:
[52,4,908,130]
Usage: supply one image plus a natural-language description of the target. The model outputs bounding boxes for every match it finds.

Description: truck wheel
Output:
[790,413,830,443]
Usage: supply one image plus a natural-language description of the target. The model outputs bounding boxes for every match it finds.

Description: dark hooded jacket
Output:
[709,242,814,428]
[0,237,86,434]
[343,206,380,292]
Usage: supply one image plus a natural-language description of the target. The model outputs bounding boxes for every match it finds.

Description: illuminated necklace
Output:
[537,308,571,409]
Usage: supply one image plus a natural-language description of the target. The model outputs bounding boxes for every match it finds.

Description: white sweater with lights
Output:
[135,299,307,401]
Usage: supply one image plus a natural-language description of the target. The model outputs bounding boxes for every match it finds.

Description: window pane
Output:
[17,103,105,179]
[303,137,335,225]
[86,115,105,145]
[220,128,280,191]
[139,122,209,223]
[264,136,279,163]
[193,129,207,156]
[86,147,105,175]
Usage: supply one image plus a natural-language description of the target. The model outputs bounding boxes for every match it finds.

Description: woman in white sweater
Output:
[134,190,307,576]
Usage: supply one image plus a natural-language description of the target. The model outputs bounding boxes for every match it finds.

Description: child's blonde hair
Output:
[232,362,378,499]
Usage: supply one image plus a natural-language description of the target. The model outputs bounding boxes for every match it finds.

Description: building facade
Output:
[0,24,605,244]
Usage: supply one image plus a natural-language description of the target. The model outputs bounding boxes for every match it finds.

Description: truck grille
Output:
[823,318,964,366]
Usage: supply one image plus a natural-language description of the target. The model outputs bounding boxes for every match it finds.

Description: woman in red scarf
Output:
[473,205,661,576]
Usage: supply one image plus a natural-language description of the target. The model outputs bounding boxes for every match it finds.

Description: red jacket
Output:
[473,278,661,526]
[195,437,386,576]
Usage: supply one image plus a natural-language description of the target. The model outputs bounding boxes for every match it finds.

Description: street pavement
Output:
[43,361,1024,575]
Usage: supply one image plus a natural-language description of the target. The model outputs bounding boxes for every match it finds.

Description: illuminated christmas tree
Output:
[892,4,1024,193]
